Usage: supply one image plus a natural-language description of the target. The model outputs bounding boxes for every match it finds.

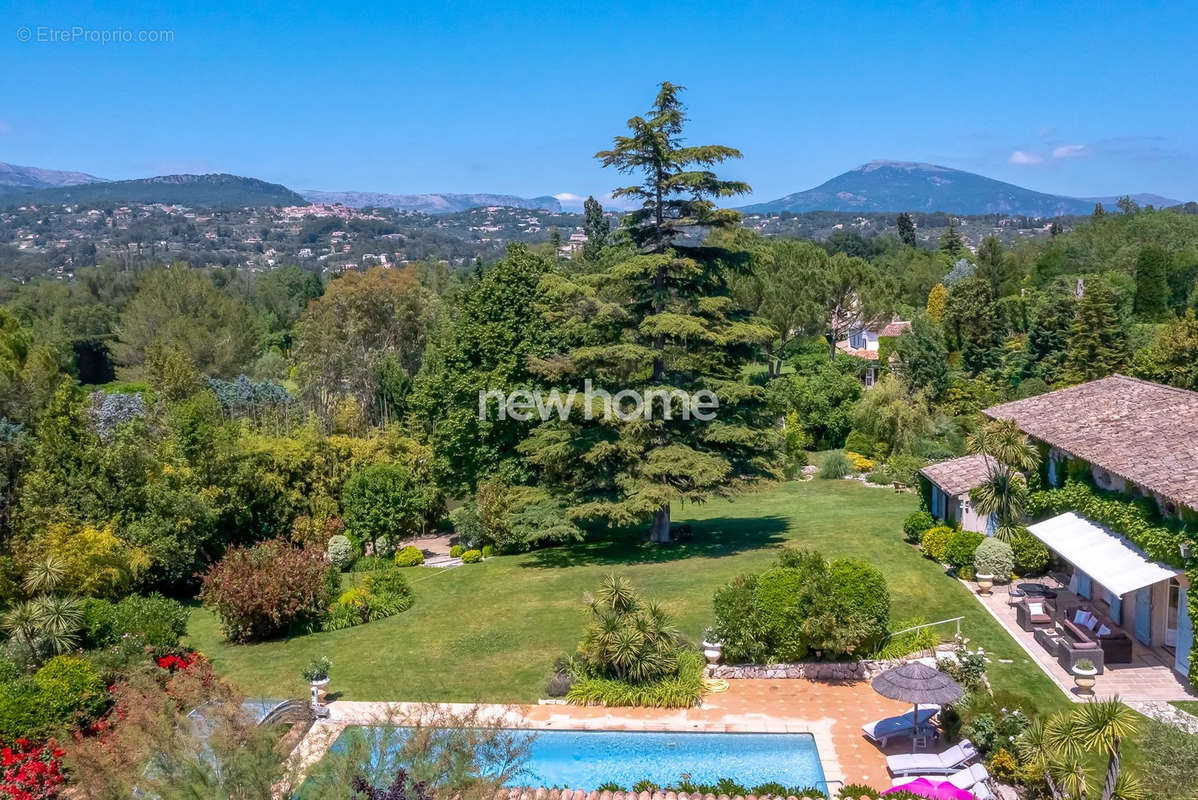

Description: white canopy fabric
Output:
[1026,512,1181,597]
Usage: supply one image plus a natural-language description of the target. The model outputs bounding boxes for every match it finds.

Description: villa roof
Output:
[879,320,912,337]
[984,375,1198,509]
[919,453,997,496]
[497,790,863,800]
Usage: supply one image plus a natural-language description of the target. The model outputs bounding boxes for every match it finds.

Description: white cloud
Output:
[1008,150,1044,165]
[1052,144,1089,159]
[553,192,584,202]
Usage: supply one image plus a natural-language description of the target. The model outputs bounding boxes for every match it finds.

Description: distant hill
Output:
[0,162,106,191]
[300,189,561,214]
[0,173,307,209]
[739,161,1185,217]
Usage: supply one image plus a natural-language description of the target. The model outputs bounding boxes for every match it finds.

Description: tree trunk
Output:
[1101,743,1120,800]
[649,504,671,543]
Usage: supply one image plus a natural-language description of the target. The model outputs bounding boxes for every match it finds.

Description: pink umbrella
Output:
[883,777,974,800]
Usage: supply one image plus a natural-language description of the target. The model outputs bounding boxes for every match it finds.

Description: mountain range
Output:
[738,161,1184,217]
[299,189,561,213]
[0,160,1185,217]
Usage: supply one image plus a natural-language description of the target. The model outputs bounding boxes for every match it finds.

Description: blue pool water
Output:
[519,730,827,792]
[331,727,827,793]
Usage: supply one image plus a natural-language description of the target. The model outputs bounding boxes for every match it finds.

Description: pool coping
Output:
[288,701,847,791]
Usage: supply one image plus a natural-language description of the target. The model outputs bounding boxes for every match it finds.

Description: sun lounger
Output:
[861,704,940,746]
[892,763,992,797]
[886,738,979,776]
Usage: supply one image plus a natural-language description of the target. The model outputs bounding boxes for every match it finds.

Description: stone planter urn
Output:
[702,639,723,665]
[975,573,995,596]
[311,677,330,703]
[1072,662,1097,696]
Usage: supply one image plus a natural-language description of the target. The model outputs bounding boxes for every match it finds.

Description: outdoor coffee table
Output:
[1035,626,1063,657]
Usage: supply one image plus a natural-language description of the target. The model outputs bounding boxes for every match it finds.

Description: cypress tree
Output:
[1133,244,1171,321]
[582,196,610,261]
[896,212,917,247]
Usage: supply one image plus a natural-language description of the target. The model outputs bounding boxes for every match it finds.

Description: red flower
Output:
[0,738,65,799]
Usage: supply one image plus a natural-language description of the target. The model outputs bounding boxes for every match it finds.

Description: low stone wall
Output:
[706,659,892,681]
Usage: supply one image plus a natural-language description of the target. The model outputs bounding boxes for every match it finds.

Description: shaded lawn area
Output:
[186,479,1068,715]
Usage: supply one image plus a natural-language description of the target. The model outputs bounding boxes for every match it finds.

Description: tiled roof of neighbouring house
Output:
[984,375,1198,509]
[879,320,912,337]
[835,339,877,360]
[496,791,866,800]
[919,453,997,497]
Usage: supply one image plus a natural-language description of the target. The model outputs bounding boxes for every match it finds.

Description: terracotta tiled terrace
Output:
[970,579,1197,702]
[292,679,937,791]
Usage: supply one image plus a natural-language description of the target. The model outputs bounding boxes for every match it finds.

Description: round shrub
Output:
[920,525,954,562]
[200,539,337,643]
[394,546,424,567]
[326,534,354,570]
[461,549,482,564]
[1009,527,1050,575]
[903,511,935,544]
[945,529,985,569]
[819,451,852,480]
[0,656,108,741]
[825,558,890,654]
[751,567,809,661]
[81,594,188,653]
[712,574,765,664]
[974,538,1015,580]
[449,544,464,558]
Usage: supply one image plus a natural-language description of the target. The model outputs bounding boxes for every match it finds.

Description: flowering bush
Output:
[199,539,337,643]
[919,526,954,562]
[973,538,1015,580]
[0,738,65,800]
[325,534,354,570]
[844,451,875,473]
[154,652,201,673]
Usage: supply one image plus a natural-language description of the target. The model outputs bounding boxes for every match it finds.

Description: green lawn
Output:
[186,478,1068,713]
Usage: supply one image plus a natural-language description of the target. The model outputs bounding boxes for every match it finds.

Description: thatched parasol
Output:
[871,662,964,751]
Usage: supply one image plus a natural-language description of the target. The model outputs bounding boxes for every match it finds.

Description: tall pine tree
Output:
[1133,244,1171,321]
[520,83,782,542]
[896,212,917,247]
[1065,280,1127,382]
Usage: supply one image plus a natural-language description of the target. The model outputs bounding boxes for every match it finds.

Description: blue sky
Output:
[2,0,1195,208]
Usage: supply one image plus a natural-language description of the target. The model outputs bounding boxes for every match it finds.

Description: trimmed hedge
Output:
[461,549,483,564]
[945,530,985,569]
[393,546,424,567]
[974,538,1015,580]
[920,526,954,562]
[81,593,188,654]
[903,511,935,544]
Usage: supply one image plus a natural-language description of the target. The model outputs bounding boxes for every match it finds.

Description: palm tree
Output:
[968,418,1039,541]
[1017,700,1144,800]
[579,574,680,683]
[1075,698,1140,800]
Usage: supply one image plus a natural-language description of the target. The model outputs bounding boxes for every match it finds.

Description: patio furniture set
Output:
[1012,584,1134,674]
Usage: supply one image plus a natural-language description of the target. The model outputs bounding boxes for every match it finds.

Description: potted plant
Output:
[701,627,723,665]
[1072,658,1097,695]
[975,572,995,596]
[303,657,332,702]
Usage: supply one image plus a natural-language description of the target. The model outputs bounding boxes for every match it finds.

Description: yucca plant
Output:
[577,574,681,683]
[2,556,83,663]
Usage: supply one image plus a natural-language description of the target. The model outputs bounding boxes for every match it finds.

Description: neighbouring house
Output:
[836,319,910,387]
[921,375,1196,680]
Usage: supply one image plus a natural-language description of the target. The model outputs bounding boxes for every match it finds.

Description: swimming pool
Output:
[330,727,827,794]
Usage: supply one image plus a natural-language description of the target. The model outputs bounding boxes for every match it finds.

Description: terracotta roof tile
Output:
[919,453,997,496]
[984,375,1198,509]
